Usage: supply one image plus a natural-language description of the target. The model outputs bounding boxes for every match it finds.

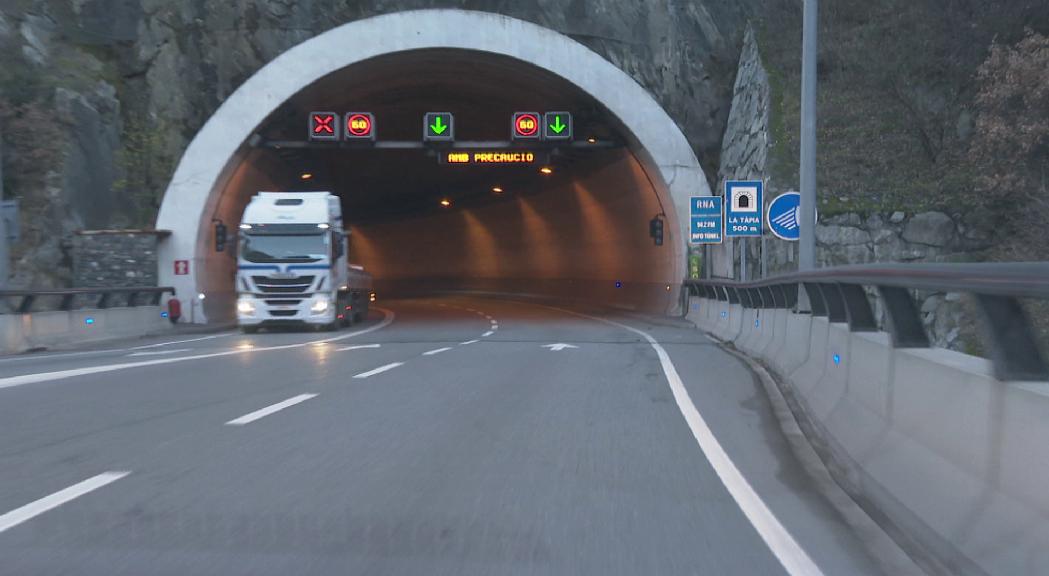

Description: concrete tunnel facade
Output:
[155,9,711,322]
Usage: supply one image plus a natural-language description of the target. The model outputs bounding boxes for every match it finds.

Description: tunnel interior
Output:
[203,49,678,318]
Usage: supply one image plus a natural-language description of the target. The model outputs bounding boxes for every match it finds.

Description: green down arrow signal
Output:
[430,116,448,135]
[550,116,566,134]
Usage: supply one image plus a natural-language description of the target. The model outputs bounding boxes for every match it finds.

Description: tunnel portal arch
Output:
[156,8,710,321]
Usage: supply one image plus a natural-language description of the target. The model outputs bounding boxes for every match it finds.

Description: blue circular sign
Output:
[767,192,817,241]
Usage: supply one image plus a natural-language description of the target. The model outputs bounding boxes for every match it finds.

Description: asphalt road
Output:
[0,295,896,575]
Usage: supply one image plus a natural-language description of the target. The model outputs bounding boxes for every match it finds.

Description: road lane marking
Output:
[353,362,403,379]
[226,394,317,425]
[128,332,235,350]
[423,347,453,356]
[0,471,130,535]
[536,303,824,576]
[127,349,192,357]
[336,344,382,352]
[459,339,479,346]
[541,343,578,351]
[0,308,395,391]
[482,331,494,337]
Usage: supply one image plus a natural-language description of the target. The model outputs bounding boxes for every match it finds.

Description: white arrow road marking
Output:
[335,344,381,352]
[541,343,579,352]
[0,471,131,534]
[226,394,318,426]
[423,347,453,356]
[353,362,404,379]
[127,349,192,357]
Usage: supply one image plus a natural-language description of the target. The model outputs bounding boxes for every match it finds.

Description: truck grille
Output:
[269,310,298,317]
[252,275,314,294]
[264,299,303,306]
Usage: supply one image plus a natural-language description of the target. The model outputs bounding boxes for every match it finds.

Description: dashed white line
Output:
[460,339,479,346]
[126,348,192,357]
[423,347,453,356]
[353,362,404,379]
[335,344,382,352]
[0,471,130,534]
[226,394,318,426]
[482,331,495,337]
[0,308,395,390]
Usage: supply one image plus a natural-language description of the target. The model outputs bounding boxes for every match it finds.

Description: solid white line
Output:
[0,471,130,534]
[422,347,453,356]
[126,348,192,357]
[482,331,494,337]
[537,304,824,576]
[335,344,382,352]
[353,362,404,379]
[0,309,396,391]
[226,393,317,425]
[128,332,235,350]
[459,339,479,346]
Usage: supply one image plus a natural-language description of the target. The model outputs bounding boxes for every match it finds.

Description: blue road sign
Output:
[767,191,818,241]
[725,180,763,237]
[689,196,722,244]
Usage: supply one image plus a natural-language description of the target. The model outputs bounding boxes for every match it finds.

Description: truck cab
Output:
[235,192,352,332]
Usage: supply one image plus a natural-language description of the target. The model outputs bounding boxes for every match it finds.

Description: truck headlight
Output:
[237,299,256,314]
[310,298,330,313]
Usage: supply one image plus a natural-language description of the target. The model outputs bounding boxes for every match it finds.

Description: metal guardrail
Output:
[0,287,175,314]
[685,263,1049,381]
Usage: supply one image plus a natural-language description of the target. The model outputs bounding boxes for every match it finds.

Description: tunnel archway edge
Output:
[155,9,710,321]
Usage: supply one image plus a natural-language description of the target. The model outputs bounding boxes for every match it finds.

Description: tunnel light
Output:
[317,223,330,230]
[539,166,554,175]
[440,198,452,207]
[492,187,504,194]
[587,137,597,144]
[239,223,252,230]
[300,173,314,181]
[198,293,206,301]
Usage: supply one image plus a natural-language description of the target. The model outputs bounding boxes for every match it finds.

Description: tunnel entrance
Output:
[156,9,710,322]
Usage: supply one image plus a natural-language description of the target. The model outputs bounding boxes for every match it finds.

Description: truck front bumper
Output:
[236,294,335,326]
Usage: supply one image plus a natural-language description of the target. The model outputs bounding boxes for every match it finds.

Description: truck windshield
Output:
[241,233,327,263]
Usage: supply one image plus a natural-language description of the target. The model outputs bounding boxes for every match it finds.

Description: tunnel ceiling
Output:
[245,49,636,224]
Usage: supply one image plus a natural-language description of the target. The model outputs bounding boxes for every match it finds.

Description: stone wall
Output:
[71,230,166,288]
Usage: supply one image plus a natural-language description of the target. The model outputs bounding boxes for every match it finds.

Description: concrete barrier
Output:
[688,296,1049,576]
[0,307,173,354]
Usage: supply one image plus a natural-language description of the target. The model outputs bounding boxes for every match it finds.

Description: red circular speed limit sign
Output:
[346,113,373,138]
[513,113,540,138]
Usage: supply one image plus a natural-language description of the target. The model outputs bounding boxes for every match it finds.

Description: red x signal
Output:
[309,112,339,141]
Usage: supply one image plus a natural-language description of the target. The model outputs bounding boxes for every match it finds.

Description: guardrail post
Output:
[803,283,827,316]
[759,287,775,309]
[770,285,787,308]
[818,283,847,322]
[973,294,1049,381]
[876,286,930,348]
[839,283,877,332]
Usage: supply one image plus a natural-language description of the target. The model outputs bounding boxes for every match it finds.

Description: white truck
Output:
[235,192,371,333]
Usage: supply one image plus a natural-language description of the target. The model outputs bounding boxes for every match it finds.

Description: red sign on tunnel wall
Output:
[174,260,189,276]
[309,112,339,141]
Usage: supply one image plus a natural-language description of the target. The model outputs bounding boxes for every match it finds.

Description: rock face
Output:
[0,0,760,287]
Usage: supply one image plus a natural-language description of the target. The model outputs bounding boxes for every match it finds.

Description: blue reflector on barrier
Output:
[720,311,728,318]
[161,311,169,318]
[85,317,95,325]
[755,319,760,327]
[833,354,841,365]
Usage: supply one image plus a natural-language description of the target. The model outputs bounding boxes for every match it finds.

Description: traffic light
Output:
[543,112,573,140]
[214,220,228,252]
[650,217,664,246]
[424,112,455,141]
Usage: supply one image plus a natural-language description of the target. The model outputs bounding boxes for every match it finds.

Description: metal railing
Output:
[0,287,175,314]
[685,263,1049,381]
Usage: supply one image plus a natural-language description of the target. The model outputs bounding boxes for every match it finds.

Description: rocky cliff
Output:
[0,0,760,287]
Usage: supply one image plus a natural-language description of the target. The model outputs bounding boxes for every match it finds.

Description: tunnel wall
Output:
[157,10,710,322]
[350,151,678,313]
